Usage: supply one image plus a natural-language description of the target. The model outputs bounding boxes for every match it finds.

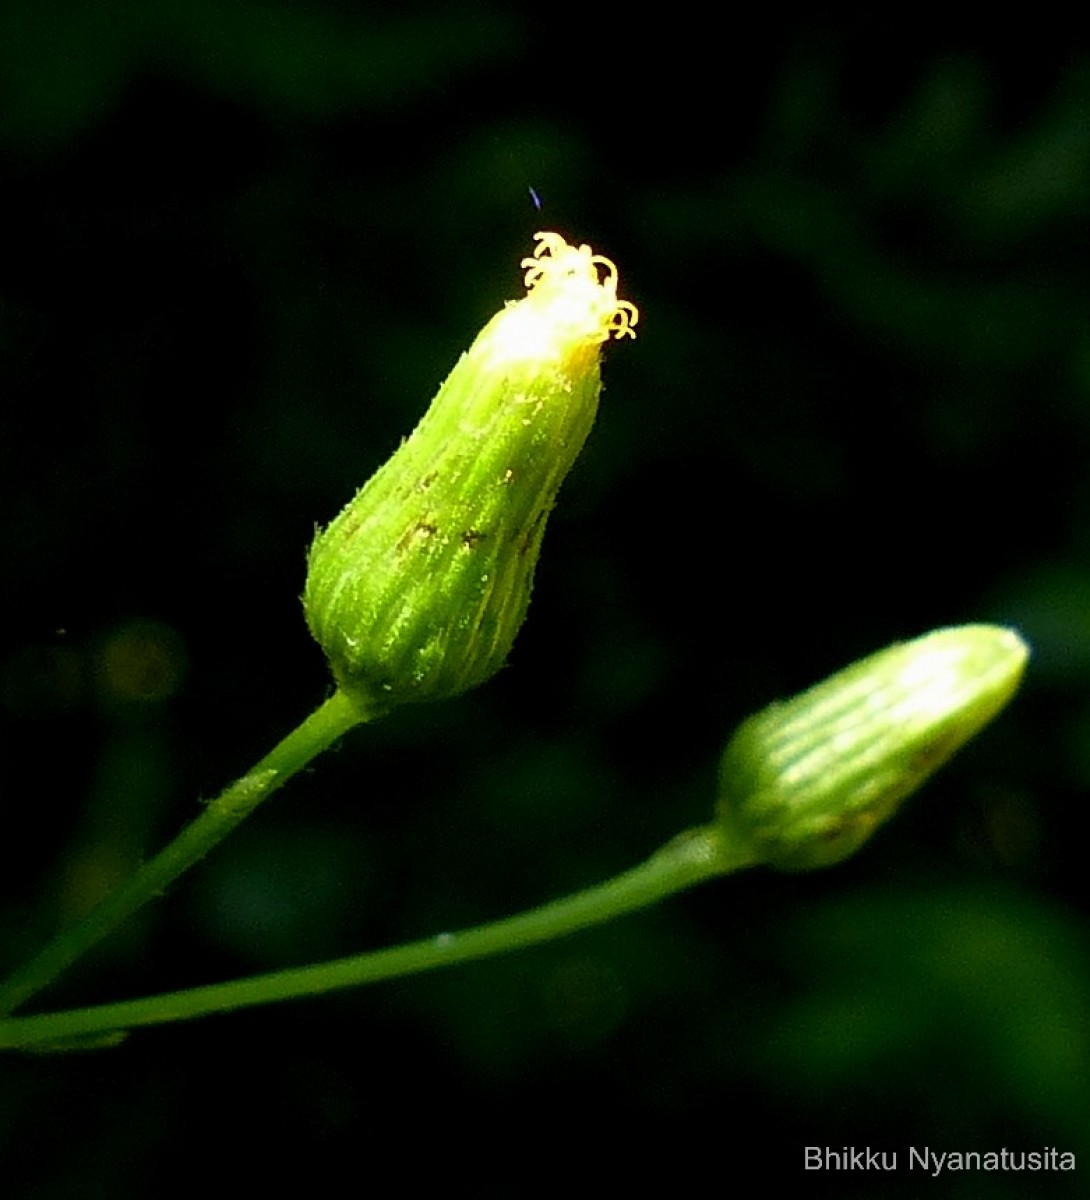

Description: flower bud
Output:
[716,626,1029,871]
[304,232,638,712]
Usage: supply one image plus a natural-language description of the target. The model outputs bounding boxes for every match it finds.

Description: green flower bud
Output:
[716,625,1029,871]
[304,232,638,713]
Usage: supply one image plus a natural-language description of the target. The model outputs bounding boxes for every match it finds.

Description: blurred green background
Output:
[2,5,1089,1196]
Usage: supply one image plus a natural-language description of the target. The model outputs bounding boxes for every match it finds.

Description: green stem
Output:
[0,823,756,1051]
[0,689,368,1019]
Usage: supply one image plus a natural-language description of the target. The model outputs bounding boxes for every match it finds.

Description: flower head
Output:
[716,626,1029,870]
[304,232,637,713]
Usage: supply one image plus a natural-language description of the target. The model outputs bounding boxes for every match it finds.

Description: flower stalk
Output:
[0,625,1028,1050]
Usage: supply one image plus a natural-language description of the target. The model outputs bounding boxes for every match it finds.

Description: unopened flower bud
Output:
[716,626,1029,871]
[304,232,638,712]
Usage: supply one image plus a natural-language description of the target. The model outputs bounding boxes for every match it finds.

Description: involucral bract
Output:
[304,232,638,713]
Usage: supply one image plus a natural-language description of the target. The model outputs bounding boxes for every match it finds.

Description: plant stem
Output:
[0,689,367,1019]
[0,823,756,1051]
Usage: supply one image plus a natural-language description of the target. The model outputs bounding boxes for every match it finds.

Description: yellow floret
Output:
[519,231,638,344]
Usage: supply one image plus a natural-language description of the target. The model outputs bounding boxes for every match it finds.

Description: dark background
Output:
[1,6,1089,1196]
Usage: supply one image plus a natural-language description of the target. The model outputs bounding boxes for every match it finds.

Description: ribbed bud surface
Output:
[305,233,637,712]
[717,626,1029,870]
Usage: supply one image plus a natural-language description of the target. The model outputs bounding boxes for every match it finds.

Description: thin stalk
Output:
[0,689,368,1018]
[0,823,756,1051]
